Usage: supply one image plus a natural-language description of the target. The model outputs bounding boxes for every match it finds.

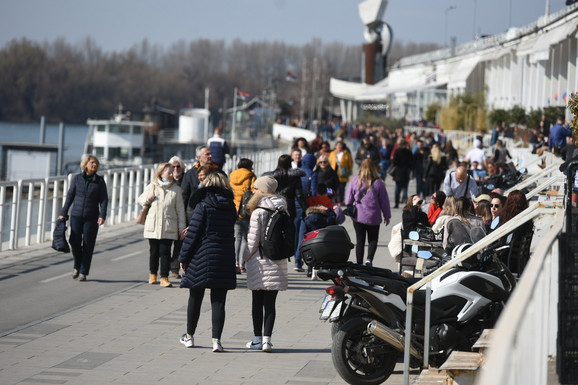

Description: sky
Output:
[0,0,568,52]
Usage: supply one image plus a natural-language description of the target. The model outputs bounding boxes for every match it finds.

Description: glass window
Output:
[95,147,104,157]
[96,125,106,132]
[110,125,130,134]
[132,148,141,156]
[109,147,130,159]
[133,126,142,134]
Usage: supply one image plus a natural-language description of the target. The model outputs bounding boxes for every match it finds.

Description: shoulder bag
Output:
[136,185,154,225]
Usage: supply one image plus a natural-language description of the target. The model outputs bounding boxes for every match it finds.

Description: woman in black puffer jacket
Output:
[178,172,237,353]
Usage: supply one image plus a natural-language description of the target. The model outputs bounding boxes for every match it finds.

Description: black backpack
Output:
[238,176,254,220]
[258,207,295,260]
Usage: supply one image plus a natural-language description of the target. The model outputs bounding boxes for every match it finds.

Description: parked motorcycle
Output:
[300,225,516,385]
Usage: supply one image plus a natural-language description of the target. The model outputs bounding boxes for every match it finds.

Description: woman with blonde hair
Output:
[432,195,456,233]
[344,159,391,266]
[179,172,237,352]
[329,141,353,204]
[424,143,448,195]
[60,155,108,281]
[138,163,186,287]
[391,139,413,208]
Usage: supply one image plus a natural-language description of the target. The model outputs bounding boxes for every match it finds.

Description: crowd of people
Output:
[57,114,572,354]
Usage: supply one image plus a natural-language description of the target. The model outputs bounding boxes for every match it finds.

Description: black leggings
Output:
[187,288,228,339]
[251,290,278,337]
[352,221,380,264]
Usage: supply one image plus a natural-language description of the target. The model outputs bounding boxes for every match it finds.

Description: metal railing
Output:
[402,203,562,385]
[476,208,563,385]
[0,147,289,252]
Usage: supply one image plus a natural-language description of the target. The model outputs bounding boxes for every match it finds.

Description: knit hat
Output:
[254,176,278,194]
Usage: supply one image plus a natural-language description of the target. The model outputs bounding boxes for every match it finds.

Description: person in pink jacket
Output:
[243,176,289,353]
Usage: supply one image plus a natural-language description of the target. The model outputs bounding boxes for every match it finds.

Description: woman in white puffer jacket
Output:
[243,176,289,353]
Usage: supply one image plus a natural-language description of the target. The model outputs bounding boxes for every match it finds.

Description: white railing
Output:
[402,203,562,385]
[476,208,563,385]
[0,147,289,252]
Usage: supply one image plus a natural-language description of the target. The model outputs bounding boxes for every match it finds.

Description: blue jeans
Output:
[415,172,426,198]
[395,183,409,206]
[69,215,99,275]
[234,219,249,267]
[293,207,305,268]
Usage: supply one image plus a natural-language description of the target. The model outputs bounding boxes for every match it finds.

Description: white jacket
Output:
[244,194,289,291]
[137,181,186,240]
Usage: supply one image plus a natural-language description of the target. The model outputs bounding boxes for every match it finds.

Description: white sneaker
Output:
[212,338,223,352]
[246,337,263,350]
[311,269,318,280]
[180,333,194,348]
[262,341,273,353]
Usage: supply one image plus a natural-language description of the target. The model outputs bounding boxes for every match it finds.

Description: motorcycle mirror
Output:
[487,184,494,190]
[409,231,419,241]
[517,159,523,166]
[490,217,500,230]
[520,167,527,174]
[417,250,433,259]
[411,245,419,254]
[506,233,513,244]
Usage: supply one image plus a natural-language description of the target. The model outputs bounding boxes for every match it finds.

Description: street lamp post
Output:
[445,5,456,48]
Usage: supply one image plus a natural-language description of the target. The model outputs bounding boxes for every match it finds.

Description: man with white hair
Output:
[464,139,487,169]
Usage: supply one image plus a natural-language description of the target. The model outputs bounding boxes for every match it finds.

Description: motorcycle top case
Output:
[300,225,353,268]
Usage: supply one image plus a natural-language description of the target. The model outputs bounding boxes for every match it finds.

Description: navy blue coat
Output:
[179,186,237,290]
[60,173,108,220]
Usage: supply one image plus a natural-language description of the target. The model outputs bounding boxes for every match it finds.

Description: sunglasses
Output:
[491,204,500,208]
[417,200,423,205]
[173,164,181,168]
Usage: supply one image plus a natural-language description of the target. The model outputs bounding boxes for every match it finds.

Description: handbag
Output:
[136,203,151,225]
[413,223,436,242]
[387,165,396,176]
[136,185,154,225]
[338,165,351,178]
[343,204,357,217]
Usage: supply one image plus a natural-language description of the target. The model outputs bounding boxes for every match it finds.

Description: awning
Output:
[354,64,444,101]
[530,21,578,63]
[447,56,480,90]
[329,78,371,100]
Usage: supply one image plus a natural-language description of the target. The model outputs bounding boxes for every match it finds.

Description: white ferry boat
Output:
[84,105,211,168]
[84,109,153,168]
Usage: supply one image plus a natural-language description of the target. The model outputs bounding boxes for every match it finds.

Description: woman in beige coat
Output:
[243,176,289,353]
[138,163,186,287]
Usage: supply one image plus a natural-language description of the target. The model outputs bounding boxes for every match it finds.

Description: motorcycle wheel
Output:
[332,316,398,385]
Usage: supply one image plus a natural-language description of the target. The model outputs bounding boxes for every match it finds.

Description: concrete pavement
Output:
[0,190,420,385]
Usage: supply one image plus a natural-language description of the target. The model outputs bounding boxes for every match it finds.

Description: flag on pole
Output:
[286,70,297,82]
[236,90,250,100]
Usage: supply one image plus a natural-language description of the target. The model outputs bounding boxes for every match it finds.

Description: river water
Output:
[0,121,88,167]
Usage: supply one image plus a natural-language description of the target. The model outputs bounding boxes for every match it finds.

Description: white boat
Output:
[85,110,153,168]
[84,105,212,168]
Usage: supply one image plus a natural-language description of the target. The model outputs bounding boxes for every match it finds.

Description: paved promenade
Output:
[0,201,418,385]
